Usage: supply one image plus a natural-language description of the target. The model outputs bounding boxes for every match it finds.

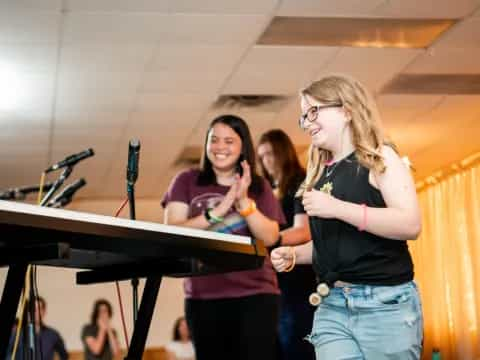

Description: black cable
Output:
[28,267,37,360]
[22,310,27,360]
[33,266,43,360]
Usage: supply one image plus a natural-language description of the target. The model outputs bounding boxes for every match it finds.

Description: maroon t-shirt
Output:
[162,169,284,299]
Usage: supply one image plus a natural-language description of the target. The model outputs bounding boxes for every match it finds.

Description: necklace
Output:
[325,161,341,178]
[320,160,341,195]
[320,152,354,194]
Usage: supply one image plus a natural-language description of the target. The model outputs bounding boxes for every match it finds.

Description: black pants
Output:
[185,294,280,360]
[278,294,315,360]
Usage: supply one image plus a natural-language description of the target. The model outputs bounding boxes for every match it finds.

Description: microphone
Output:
[126,139,140,186]
[0,182,55,200]
[45,148,94,173]
[47,178,86,208]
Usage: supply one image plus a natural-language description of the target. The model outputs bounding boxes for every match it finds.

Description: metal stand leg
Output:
[125,276,162,359]
[131,278,139,323]
[0,264,28,359]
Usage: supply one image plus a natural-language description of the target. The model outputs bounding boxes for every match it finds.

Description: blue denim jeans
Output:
[306,281,423,360]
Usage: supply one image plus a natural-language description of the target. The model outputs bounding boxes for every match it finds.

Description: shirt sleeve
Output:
[293,196,306,215]
[254,179,286,225]
[161,169,194,208]
[54,331,69,360]
[81,324,95,342]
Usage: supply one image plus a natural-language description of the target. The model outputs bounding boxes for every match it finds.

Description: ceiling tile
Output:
[56,72,140,111]
[0,131,50,154]
[431,16,480,49]
[372,0,480,19]
[134,93,214,111]
[405,47,480,74]
[0,0,61,11]
[0,160,50,190]
[377,94,444,129]
[52,128,123,146]
[140,69,228,93]
[55,91,136,112]
[224,46,338,95]
[158,14,270,45]
[410,116,480,179]
[147,44,244,73]
[61,44,156,73]
[427,95,480,123]
[0,44,57,72]
[0,72,54,114]
[382,74,480,95]
[54,111,130,130]
[58,71,142,91]
[0,11,60,43]
[124,110,202,136]
[168,0,278,14]
[317,47,422,94]
[0,111,52,127]
[64,0,169,12]
[63,12,170,44]
[391,95,480,156]
[184,123,209,147]
[277,0,384,17]
[273,98,310,146]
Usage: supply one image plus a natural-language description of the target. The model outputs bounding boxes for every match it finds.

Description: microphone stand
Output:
[128,184,136,221]
[39,167,72,206]
[27,269,37,360]
[127,183,139,323]
[21,304,30,359]
[20,167,73,359]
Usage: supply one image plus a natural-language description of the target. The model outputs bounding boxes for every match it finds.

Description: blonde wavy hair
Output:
[297,74,391,196]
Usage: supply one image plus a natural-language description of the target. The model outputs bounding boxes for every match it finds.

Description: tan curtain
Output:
[410,162,480,359]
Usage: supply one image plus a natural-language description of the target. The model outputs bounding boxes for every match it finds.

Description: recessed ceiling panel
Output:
[258,17,456,48]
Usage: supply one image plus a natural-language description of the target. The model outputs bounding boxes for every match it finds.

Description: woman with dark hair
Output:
[162,114,284,360]
[81,299,120,360]
[165,317,195,360]
[257,129,316,360]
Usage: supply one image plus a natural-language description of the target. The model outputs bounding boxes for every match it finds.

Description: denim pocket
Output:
[372,283,413,307]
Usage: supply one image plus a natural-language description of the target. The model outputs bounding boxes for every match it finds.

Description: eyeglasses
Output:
[298,103,343,130]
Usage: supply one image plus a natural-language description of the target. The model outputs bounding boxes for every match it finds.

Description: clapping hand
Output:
[211,181,238,218]
[235,160,251,202]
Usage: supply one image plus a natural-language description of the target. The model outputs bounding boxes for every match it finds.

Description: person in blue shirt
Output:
[7,296,68,360]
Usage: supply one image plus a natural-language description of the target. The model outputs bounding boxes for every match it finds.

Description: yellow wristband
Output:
[238,200,257,217]
[284,247,296,272]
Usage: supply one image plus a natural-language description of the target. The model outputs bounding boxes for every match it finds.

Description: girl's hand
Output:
[271,247,295,272]
[235,160,251,201]
[97,317,109,331]
[302,189,342,219]
[212,181,238,218]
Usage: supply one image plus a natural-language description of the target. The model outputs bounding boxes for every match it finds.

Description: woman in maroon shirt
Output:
[162,115,284,360]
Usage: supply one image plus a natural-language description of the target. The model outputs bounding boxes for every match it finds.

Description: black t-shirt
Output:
[278,175,303,230]
[310,152,414,286]
[81,324,115,360]
[276,174,317,297]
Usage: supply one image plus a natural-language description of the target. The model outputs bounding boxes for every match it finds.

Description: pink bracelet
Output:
[358,203,367,231]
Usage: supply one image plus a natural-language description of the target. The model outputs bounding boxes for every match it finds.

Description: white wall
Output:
[0,198,185,351]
